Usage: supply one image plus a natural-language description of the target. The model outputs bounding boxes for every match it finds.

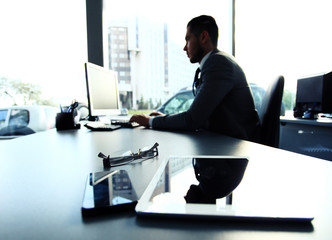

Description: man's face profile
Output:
[184,27,204,64]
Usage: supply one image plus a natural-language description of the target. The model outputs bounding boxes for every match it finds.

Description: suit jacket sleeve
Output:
[152,52,235,131]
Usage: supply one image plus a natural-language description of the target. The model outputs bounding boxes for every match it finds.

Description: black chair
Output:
[258,76,284,147]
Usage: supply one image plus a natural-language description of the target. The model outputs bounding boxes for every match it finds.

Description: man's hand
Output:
[129,114,151,127]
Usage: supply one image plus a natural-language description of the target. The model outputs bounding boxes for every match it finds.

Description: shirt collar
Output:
[199,50,213,70]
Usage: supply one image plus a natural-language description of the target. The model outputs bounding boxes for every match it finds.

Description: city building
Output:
[108,16,197,110]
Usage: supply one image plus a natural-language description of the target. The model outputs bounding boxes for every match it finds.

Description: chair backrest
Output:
[258,76,284,147]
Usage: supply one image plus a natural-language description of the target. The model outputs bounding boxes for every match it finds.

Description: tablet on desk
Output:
[135,156,314,222]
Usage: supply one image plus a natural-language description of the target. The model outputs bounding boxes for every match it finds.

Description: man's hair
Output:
[187,15,219,46]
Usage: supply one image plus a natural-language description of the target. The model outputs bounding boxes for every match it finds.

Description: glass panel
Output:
[235,0,332,114]
[0,1,87,137]
[104,0,233,110]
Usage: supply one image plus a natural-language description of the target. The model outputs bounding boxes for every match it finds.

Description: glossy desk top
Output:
[0,127,332,239]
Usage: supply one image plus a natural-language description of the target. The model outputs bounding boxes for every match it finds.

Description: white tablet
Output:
[135,156,314,222]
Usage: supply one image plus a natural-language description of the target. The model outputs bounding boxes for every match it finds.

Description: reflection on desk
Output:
[187,157,248,203]
[136,156,314,222]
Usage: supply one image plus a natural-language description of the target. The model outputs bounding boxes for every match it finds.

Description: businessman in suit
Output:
[130,15,260,141]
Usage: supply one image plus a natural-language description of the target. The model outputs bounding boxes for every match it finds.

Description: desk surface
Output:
[1,127,332,240]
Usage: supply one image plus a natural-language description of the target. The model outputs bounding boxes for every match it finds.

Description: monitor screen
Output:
[294,71,332,118]
[85,62,120,118]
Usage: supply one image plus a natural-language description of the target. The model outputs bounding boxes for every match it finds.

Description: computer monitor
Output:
[85,62,121,120]
[294,71,332,119]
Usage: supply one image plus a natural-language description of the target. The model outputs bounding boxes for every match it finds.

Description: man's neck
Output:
[199,46,217,63]
[199,50,215,69]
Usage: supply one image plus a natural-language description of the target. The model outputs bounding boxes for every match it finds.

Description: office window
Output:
[1,1,87,106]
[103,0,331,113]
[235,0,332,113]
[104,0,233,110]
[0,1,87,137]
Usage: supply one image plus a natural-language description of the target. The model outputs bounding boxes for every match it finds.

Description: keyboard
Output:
[111,120,140,128]
[84,122,121,131]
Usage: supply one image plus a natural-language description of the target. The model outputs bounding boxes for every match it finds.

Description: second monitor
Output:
[294,71,332,119]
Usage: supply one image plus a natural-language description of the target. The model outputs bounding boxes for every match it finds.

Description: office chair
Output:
[258,76,284,147]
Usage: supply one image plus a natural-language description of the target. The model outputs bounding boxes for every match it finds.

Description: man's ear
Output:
[199,31,209,44]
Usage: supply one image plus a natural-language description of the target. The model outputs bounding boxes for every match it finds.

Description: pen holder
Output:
[56,109,80,130]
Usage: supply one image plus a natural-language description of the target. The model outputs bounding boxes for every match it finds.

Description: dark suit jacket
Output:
[153,49,260,141]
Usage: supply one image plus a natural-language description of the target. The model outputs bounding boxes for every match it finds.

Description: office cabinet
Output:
[279,117,332,161]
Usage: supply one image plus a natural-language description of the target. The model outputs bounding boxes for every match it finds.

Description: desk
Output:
[1,127,332,240]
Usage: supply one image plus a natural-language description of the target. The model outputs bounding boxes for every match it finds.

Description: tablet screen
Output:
[136,156,314,222]
[82,170,138,216]
[149,157,247,204]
